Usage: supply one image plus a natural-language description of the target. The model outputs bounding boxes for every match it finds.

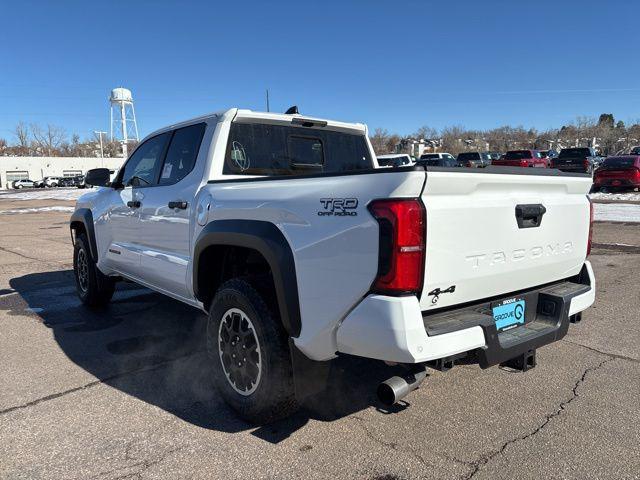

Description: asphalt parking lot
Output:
[1,197,639,480]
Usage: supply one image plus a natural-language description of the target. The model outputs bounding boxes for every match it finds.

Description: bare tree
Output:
[370,128,392,154]
[13,122,30,155]
[31,124,67,156]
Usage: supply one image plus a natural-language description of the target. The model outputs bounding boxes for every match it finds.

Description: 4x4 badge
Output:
[428,285,456,304]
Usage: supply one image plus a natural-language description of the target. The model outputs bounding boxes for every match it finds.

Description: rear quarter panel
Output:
[198,170,426,360]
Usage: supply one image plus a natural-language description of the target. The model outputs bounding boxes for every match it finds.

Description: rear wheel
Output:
[207,278,298,424]
[73,233,115,307]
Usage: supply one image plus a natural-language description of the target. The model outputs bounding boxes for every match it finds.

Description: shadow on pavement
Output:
[7,270,407,443]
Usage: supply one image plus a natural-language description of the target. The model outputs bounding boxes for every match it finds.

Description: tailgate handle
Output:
[515,204,546,228]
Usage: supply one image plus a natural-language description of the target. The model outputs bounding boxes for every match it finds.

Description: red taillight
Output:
[587,196,594,257]
[520,160,528,167]
[368,198,426,295]
[583,159,590,171]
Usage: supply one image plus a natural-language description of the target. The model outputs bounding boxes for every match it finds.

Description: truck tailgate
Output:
[420,169,592,311]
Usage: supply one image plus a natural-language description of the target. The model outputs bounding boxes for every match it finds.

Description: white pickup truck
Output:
[70,108,596,423]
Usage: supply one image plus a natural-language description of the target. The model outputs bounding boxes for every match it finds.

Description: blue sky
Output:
[2,0,640,140]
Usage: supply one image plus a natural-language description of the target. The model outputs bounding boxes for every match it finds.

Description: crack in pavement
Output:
[0,245,67,268]
[461,357,616,480]
[0,351,202,416]
[87,441,185,480]
[350,415,437,470]
[562,339,640,364]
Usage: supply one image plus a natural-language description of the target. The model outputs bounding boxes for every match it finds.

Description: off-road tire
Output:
[207,278,298,424]
[73,233,115,307]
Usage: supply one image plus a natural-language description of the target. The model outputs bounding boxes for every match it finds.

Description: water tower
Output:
[110,87,139,157]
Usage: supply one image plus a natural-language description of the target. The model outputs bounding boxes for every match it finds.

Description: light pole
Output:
[94,130,106,167]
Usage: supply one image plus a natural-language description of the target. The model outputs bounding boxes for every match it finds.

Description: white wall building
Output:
[1,156,124,189]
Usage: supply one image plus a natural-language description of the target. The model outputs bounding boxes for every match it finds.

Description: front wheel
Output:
[207,278,298,424]
[73,233,115,307]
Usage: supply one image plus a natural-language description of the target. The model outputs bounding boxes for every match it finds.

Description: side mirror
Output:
[84,168,111,187]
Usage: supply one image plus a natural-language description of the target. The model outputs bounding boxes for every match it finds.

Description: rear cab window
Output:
[457,152,480,161]
[505,150,532,160]
[559,148,591,158]
[603,157,636,168]
[223,122,373,176]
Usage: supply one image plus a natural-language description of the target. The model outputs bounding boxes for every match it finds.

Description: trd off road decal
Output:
[318,198,358,216]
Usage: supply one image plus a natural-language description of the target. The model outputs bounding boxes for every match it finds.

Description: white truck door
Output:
[103,132,171,277]
[137,123,208,299]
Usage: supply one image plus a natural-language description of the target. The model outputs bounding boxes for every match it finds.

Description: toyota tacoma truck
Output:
[70,108,596,423]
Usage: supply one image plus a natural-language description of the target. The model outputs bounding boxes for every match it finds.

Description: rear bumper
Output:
[336,261,595,365]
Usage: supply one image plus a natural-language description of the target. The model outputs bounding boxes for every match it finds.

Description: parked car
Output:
[58,177,75,187]
[41,176,62,187]
[11,179,35,189]
[593,155,640,191]
[550,147,602,174]
[417,153,457,167]
[457,152,491,168]
[492,150,548,168]
[33,179,45,188]
[376,154,413,168]
[71,107,596,423]
[75,175,87,188]
[487,152,502,162]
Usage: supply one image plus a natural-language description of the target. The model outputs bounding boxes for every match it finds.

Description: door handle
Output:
[515,204,546,228]
[168,201,188,210]
[127,201,141,208]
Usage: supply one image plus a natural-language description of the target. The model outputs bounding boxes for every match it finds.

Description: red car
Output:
[594,155,640,191]
[492,150,549,168]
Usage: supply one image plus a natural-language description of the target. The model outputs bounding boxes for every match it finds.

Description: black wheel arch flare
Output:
[70,208,98,262]
[193,220,302,338]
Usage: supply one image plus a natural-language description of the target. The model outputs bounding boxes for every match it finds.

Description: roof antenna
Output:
[285,105,299,115]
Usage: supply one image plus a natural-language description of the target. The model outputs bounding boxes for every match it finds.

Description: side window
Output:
[158,123,206,186]
[121,133,170,187]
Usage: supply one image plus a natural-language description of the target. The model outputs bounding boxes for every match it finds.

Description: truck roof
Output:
[142,108,368,142]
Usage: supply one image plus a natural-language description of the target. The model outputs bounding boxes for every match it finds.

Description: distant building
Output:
[0,156,124,189]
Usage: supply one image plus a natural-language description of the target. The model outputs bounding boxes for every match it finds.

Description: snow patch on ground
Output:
[590,192,640,202]
[593,203,640,223]
[0,188,88,201]
[0,206,75,214]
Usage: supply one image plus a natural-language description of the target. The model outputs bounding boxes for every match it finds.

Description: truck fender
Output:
[193,220,302,337]
[69,208,98,262]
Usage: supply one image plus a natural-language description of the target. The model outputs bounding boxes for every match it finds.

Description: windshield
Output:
[420,154,440,159]
[457,152,480,161]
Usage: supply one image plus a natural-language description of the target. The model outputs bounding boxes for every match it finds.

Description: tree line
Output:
[0,122,135,158]
[2,113,639,159]
[370,114,640,156]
